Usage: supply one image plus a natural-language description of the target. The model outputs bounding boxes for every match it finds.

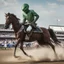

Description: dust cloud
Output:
[1,41,64,62]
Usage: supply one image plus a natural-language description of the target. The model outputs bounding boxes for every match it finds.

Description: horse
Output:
[4,13,60,58]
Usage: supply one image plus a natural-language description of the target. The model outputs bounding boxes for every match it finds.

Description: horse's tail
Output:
[48,28,61,44]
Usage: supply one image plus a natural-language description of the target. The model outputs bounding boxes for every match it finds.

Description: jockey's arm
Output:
[32,10,39,23]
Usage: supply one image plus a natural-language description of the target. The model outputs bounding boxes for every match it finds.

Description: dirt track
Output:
[1,61,64,64]
[0,44,64,64]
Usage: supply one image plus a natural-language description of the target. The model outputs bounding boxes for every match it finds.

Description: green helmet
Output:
[22,3,29,11]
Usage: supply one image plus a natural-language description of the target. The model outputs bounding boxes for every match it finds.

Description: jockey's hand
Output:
[31,22,37,25]
[22,22,30,26]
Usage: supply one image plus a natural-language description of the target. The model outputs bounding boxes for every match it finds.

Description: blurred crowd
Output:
[0,39,16,48]
[0,39,39,49]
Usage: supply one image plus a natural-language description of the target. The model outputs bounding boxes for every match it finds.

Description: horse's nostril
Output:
[4,25,9,29]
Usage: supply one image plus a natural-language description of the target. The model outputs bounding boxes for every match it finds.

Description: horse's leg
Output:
[20,41,32,58]
[14,38,20,58]
[47,42,58,58]
[38,40,57,58]
[48,42,56,52]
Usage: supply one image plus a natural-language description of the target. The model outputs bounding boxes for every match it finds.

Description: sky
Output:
[0,0,64,28]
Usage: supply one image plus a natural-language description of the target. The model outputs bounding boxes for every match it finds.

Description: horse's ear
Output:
[5,13,7,15]
[5,13,7,16]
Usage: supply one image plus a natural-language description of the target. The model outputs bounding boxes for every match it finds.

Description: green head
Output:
[22,3,29,12]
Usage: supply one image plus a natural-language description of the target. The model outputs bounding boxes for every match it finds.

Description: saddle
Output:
[25,25,43,39]
[17,23,43,40]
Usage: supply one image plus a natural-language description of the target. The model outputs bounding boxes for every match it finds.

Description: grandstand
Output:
[0,24,16,48]
[0,24,64,41]
[49,25,64,41]
[0,24,15,40]
[0,24,64,48]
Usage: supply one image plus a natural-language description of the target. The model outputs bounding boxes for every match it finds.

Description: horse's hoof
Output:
[28,55,33,58]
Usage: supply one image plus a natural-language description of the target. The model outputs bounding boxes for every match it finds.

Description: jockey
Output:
[22,3,39,31]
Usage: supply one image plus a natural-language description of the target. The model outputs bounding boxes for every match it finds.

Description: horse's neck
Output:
[12,21,21,33]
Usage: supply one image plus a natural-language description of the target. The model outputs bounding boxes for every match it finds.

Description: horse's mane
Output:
[9,13,21,26]
[11,13,20,21]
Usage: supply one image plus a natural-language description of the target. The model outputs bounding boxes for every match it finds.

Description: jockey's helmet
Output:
[22,3,29,11]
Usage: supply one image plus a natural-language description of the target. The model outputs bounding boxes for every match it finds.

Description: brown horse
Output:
[5,13,60,58]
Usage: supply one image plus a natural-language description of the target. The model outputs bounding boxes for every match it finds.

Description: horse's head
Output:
[5,13,20,29]
[5,13,12,29]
